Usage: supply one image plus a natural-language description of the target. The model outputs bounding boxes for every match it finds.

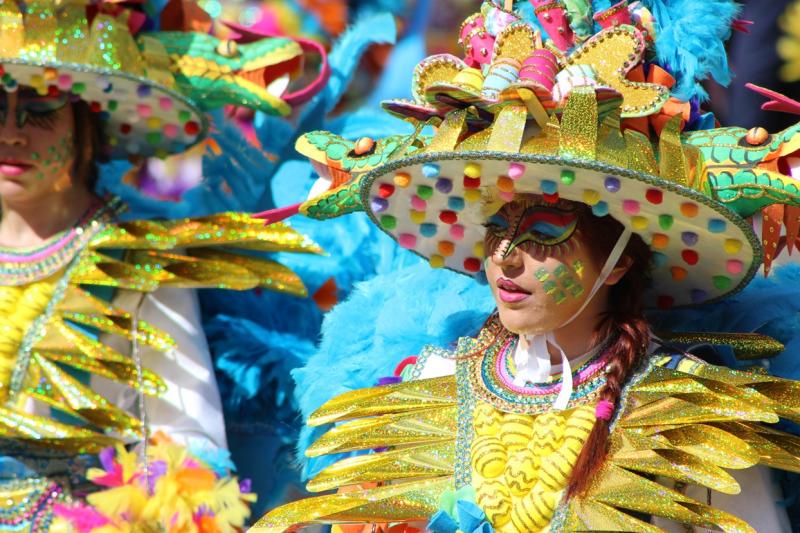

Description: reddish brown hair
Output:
[565,210,652,497]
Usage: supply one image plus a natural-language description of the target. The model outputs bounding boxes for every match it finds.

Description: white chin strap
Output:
[512,227,633,410]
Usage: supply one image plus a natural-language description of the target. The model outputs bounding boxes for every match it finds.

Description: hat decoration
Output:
[0,0,329,158]
[258,0,800,309]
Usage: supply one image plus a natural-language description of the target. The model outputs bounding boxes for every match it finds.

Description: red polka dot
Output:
[47,85,60,97]
[377,183,395,198]
[657,295,674,309]
[439,210,458,224]
[645,189,663,204]
[542,192,559,204]
[464,257,482,272]
[681,249,699,265]
[90,101,102,113]
[463,176,481,189]
[184,121,200,136]
[120,123,132,135]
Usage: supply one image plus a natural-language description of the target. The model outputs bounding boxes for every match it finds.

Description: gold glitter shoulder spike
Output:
[250,477,451,533]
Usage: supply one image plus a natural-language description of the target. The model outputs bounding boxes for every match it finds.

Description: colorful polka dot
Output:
[681,232,698,246]
[436,178,453,194]
[394,172,411,188]
[464,162,482,178]
[417,185,433,200]
[652,234,669,249]
[450,224,465,240]
[137,84,151,97]
[631,216,648,230]
[724,239,743,254]
[652,252,667,267]
[473,242,485,257]
[726,260,743,275]
[164,124,180,139]
[645,189,663,204]
[429,255,445,268]
[411,195,427,211]
[371,197,388,212]
[380,215,397,229]
[541,180,558,195]
[422,163,440,178]
[670,266,688,281]
[420,223,437,238]
[604,177,620,193]
[592,201,609,217]
[657,295,674,309]
[410,210,426,224]
[508,163,525,179]
[560,169,575,185]
[399,233,417,249]
[465,189,482,202]
[680,202,699,218]
[378,183,396,198]
[440,210,458,224]
[184,121,200,136]
[438,241,455,256]
[713,276,732,290]
[499,191,516,202]
[622,200,640,215]
[159,97,173,111]
[497,176,515,192]
[137,103,152,117]
[448,197,465,211]
[464,176,481,189]
[691,289,708,303]
[583,189,601,205]
[658,214,674,230]
[681,249,699,265]
[464,257,482,272]
[708,219,726,233]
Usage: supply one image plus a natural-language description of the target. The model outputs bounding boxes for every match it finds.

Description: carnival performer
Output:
[0,0,329,530]
[253,0,800,531]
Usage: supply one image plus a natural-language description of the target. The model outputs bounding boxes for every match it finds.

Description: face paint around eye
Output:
[16,92,68,129]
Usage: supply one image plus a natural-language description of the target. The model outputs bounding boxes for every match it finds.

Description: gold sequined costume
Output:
[255,317,800,532]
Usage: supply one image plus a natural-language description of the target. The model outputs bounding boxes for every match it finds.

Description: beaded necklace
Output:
[0,198,121,286]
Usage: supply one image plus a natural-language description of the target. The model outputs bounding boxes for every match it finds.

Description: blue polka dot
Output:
[541,179,558,195]
[651,252,668,268]
[604,177,621,193]
[436,178,453,194]
[422,163,440,179]
[371,197,388,212]
[681,232,699,246]
[708,219,726,233]
[137,84,151,98]
[691,289,708,303]
[448,197,465,211]
[591,201,609,217]
[420,223,438,237]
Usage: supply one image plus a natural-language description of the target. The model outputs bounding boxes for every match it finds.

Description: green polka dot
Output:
[658,214,674,230]
[71,82,85,94]
[178,110,192,123]
[417,185,433,200]
[145,132,162,145]
[107,100,118,111]
[560,169,575,185]
[380,215,397,230]
[713,275,731,290]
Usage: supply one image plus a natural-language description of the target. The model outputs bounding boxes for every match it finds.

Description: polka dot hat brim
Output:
[1,60,208,159]
[361,151,762,309]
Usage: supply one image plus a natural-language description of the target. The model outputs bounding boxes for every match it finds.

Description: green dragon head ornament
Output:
[0,0,328,158]
[257,8,800,310]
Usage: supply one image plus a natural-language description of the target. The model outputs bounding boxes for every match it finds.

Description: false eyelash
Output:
[22,110,59,130]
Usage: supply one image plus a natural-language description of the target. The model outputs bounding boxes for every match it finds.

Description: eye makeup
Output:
[0,89,68,129]
[484,201,579,258]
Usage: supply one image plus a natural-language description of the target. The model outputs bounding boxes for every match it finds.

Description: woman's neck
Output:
[0,186,96,248]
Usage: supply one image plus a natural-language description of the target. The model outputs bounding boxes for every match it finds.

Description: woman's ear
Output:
[604,254,633,286]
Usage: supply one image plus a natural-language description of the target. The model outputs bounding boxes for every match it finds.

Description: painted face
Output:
[0,88,76,203]
[483,196,604,335]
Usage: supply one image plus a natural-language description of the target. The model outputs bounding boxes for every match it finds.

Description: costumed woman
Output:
[0,0,328,530]
[254,0,800,531]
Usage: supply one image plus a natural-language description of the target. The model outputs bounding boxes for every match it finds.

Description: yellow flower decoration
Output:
[778,0,800,82]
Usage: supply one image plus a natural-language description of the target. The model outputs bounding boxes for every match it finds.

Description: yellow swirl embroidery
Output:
[471,401,597,532]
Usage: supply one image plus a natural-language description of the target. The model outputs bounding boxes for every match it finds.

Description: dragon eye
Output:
[216,39,239,58]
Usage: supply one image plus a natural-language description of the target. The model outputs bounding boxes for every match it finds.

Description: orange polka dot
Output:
[438,241,455,257]
[680,202,699,218]
[652,233,669,249]
[670,266,688,281]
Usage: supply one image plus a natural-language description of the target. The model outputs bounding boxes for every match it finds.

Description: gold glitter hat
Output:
[0,0,324,158]
[276,1,800,310]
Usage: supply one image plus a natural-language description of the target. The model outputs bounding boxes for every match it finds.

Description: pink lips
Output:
[496,277,532,303]
[0,159,33,177]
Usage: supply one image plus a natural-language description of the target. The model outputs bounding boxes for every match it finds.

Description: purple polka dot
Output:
[681,231,698,246]
[691,289,708,304]
[371,197,388,212]
[436,178,453,194]
[604,177,621,193]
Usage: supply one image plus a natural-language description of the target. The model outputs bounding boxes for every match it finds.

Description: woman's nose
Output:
[491,237,524,268]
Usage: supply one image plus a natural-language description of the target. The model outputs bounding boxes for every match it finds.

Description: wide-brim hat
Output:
[0,1,311,159]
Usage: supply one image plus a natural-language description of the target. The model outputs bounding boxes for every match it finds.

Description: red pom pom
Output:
[439,210,458,224]
[645,188,663,204]
[89,101,102,113]
[681,249,699,265]
[184,121,200,136]
[120,123,132,135]
[378,183,395,198]
[463,176,481,189]
[463,257,482,272]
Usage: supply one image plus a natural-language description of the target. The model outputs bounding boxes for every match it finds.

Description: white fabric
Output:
[92,287,228,450]
[515,227,633,409]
